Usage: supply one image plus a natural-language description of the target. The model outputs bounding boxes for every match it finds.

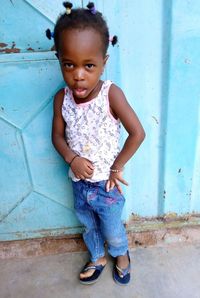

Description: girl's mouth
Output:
[73,88,87,97]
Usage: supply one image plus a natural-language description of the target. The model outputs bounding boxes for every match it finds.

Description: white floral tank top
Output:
[62,80,121,182]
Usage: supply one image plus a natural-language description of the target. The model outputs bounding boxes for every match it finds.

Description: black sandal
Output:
[79,262,106,285]
[113,251,131,285]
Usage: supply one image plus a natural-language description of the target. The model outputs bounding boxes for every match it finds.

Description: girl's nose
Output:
[74,68,84,81]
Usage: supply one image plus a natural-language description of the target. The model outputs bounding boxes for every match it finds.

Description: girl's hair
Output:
[47,2,117,56]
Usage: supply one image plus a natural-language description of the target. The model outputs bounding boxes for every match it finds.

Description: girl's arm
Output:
[52,89,94,179]
[52,89,76,163]
[106,84,146,193]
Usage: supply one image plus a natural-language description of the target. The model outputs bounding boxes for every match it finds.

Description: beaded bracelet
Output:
[110,168,124,173]
[69,154,79,166]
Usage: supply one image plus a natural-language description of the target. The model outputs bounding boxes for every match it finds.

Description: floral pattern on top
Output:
[62,80,121,182]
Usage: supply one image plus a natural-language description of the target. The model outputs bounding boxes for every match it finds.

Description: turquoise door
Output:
[0,0,82,241]
[1,0,200,241]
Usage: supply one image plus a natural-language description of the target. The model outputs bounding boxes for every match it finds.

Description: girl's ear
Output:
[104,54,109,65]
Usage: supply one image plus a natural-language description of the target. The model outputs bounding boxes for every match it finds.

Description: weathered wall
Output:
[0,0,200,241]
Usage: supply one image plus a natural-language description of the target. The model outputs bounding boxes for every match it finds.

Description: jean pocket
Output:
[110,186,125,201]
[100,186,125,207]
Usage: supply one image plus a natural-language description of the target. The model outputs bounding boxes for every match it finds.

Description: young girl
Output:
[47,2,145,286]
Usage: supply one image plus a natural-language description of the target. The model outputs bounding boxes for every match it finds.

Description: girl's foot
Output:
[113,251,131,285]
[80,256,107,279]
[116,253,129,274]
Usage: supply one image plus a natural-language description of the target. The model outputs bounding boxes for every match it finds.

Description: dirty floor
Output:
[1,241,200,298]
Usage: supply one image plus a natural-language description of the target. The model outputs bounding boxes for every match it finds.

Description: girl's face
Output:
[58,29,108,102]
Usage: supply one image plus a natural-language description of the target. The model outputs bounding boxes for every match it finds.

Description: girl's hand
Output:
[106,171,128,194]
[70,156,94,180]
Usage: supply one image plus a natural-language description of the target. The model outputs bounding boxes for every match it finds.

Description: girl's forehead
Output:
[59,28,104,57]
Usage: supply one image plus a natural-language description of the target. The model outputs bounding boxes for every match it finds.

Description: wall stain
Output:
[184,58,191,64]
[152,116,159,124]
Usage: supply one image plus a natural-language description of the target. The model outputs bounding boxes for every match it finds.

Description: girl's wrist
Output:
[64,151,78,164]
[110,165,124,173]
[69,154,79,166]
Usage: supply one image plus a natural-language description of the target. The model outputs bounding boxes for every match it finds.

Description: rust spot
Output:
[27,47,34,51]
[0,42,20,53]
[1,48,20,53]
[0,43,8,48]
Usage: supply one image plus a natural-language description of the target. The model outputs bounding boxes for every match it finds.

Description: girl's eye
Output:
[85,64,95,69]
[64,63,74,69]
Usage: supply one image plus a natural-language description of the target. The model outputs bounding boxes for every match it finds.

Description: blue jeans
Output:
[72,180,128,262]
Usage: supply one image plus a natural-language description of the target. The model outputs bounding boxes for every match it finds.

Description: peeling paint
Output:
[1,48,20,53]
[27,47,34,51]
[127,212,198,227]
[2,221,200,259]
[126,214,200,235]
[0,42,20,53]
[0,43,8,48]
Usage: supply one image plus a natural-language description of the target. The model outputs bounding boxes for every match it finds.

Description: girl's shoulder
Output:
[105,82,127,120]
[54,88,65,103]
[54,88,65,101]
[108,83,125,103]
[108,83,131,119]
[53,88,65,111]
[101,80,121,97]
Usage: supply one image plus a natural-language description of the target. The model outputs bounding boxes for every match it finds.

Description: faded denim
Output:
[72,180,128,262]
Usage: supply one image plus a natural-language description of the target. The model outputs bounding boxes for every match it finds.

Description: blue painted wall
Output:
[0,0,200,241]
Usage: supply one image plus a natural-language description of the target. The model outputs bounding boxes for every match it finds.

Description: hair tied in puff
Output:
[87,2,96,14]
[63,1,73,15]
[46,29,54,40]
[109,35,118,46]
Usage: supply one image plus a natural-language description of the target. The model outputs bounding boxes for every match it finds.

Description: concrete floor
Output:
[1,242,200,298]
